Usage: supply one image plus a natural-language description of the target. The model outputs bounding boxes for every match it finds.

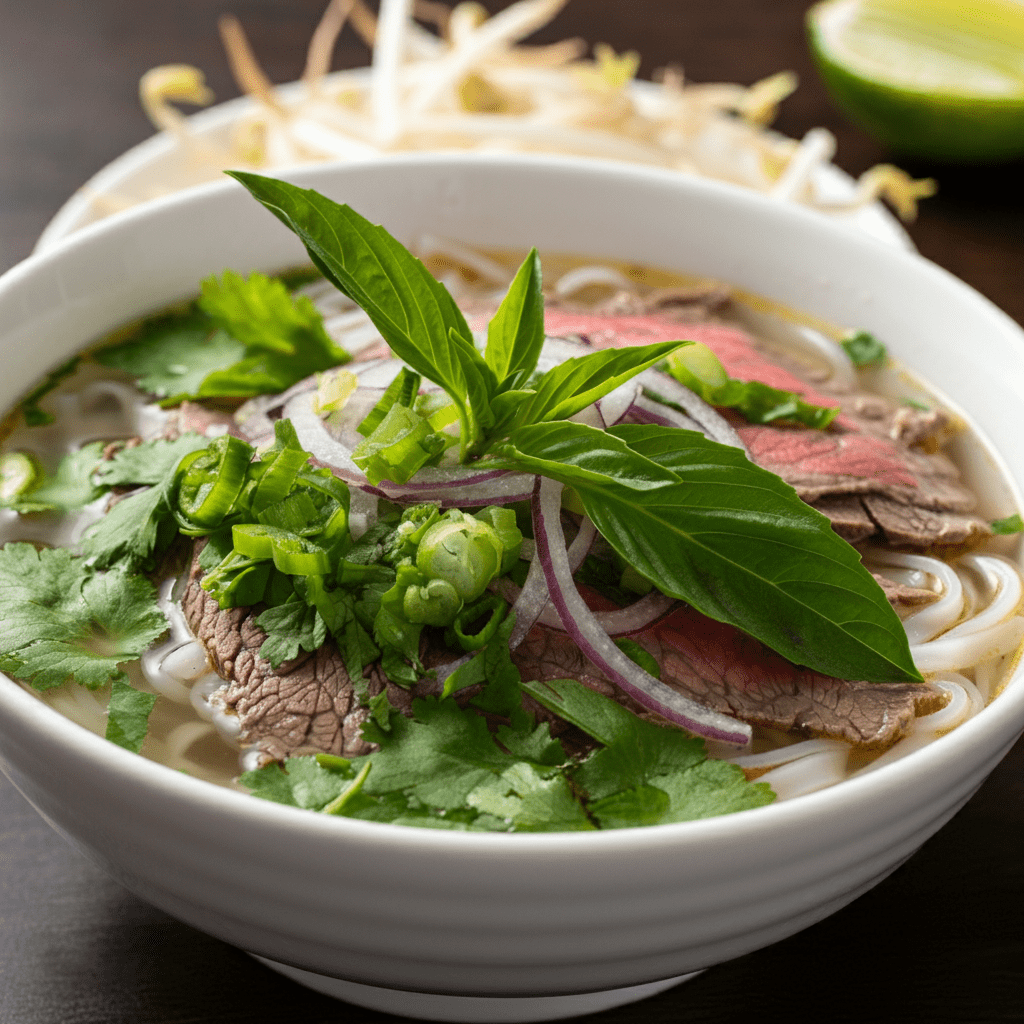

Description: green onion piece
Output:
[294,466,351,508]
[351,404,447,485]
[257,490,323,534]
[0,452,43,504]
[620,564,654,595]
[450,594,508,651]
[201,551,273,608]
[472,506,524,573]
[249,445,311,513]
[321,760,372,815]
[357,366,422,437]
[314,369,358,415]
[315,753,351,771]
[842,329,887,368]
[232,523,332,575]
[175,435,254,529]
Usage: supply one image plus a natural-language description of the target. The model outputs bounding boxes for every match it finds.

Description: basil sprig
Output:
[227,171,921,685]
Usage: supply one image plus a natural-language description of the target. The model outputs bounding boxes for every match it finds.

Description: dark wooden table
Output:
[2,2,1023,1022]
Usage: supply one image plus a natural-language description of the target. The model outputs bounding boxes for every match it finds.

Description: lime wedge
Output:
[807,0,1024,162]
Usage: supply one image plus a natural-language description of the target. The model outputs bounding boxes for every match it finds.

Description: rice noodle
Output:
[553,265,635,299]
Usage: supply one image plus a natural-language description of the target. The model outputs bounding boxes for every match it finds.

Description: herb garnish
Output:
[95,271,350,403]
[991,513,1024,536]
[241,616,775,831]
[227,170,921,686]
[0,544,166,752]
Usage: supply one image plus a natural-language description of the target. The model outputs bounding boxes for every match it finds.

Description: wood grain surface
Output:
[1,2,1023,1022]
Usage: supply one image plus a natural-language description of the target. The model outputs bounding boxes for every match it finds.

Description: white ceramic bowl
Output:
[1,155,1022,1024]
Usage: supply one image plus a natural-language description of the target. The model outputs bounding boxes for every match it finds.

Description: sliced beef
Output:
[537,308,989,550]
[181,544,454,764]
[514,607,946,750]
[872,573,941,617]
[181,549,371,763]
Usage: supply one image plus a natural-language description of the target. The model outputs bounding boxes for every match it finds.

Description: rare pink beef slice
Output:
[541,309,989,549]
[513,608,946,750]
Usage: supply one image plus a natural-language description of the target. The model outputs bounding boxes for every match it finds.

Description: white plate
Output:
[35,72,915,253]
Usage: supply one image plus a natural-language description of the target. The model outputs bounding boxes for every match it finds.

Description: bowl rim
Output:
[2,151,1022,854]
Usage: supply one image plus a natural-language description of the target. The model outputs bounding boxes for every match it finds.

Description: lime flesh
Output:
[807,0,1024,163]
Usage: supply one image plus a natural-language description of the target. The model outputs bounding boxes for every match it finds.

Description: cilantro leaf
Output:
[95,311,246,401]
[95,434,211,488]
[106,678,159,753]
[355,697,529,810]
[241,756,358,810]
[255,594,327,668]
[194,271,351,398]
[523,677,774,826]
[841,329,887,368]
[0,544,167,691]
[467,764,595,832]
[80,479,178,571]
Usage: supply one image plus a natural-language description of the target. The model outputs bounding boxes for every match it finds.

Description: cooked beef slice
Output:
[532,309,988,550]
[811,495,877,543]
[862,495,991,548]
[181,544,451,764]
[871,573,940,617]
[514,608,946,750]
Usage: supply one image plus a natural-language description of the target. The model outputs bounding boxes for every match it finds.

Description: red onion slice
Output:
[635,368,746,452]
[532,475,751,745]
[504,512,597,648]
[285,390,533,499]
[536,590,676,636]
[629,392,702,432]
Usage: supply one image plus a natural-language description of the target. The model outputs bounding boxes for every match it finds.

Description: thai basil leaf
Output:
[549,423,919,683]
[493,420,679,492]
[485,247,545,389]
[521,342,685,424]
[226,172,482,448]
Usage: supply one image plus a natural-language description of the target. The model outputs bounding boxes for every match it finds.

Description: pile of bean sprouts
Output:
[8,244,1023,800]
[95,0,936,225]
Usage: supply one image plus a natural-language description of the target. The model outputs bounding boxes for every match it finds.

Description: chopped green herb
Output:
[106,678,159,754]
[841,329,888,368]
[95,311,245,402]
[241,621,773,831]
[0,543,167,691]
[19,356,80,426]
[94,271,351,403]
[991,513,1024,535]
[665,343,840,429]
